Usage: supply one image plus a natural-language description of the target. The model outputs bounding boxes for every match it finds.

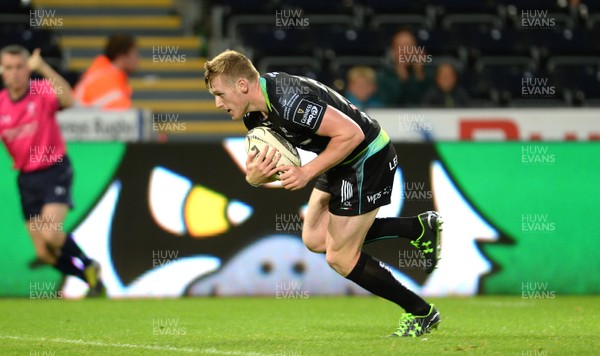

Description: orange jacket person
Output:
[74,34,139,109]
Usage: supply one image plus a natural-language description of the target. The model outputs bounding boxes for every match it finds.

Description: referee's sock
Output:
[53,253,86,281]
[346,251,430,316]
[363,217,421,244]
[60,234,92,267]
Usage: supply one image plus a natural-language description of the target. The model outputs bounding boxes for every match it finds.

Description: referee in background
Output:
[0,45,104,297]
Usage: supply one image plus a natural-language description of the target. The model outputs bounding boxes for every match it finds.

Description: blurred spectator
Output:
[559,0,589,23]
[377,28,434,107]
[344,66,384,110]
[74,34,139,109]
[422,63,469,108]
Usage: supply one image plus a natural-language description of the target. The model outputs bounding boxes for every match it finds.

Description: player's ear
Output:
[237,78,249,93]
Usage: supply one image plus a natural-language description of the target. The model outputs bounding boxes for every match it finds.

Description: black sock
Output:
[53,254,86,281]
[61,234,92,267]
[364,217,422,244]
[346,251,430,315]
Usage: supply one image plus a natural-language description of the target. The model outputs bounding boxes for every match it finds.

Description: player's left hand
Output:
[27,48,47,72]
[279,165,311,191]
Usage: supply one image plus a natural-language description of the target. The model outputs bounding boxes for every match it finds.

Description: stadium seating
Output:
[257,56,322,78]
[234,23,313,58]
[5,0,599,109]
[474,56,536,106]
[363,0,432,15]
[22,0,215,124]
[222,1,600,108]
[311,27,384,58]
[435,0,500,14]
[548,56,600,105]
[0,3,64,87]
[0,0,28,13]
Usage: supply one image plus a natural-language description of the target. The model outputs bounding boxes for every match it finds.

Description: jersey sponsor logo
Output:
[366,192,381,204]
[282,94,301,120]
[293,99,323,130]
[389,155,398,170]
[366,185,392,205]
[340,179,353,209]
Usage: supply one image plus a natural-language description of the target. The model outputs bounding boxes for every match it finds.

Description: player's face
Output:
[209,75,247,120]
[0,53,31,93]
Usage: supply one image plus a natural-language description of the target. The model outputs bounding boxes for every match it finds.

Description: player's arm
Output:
[279,106,364,191]
[28,48,74,108]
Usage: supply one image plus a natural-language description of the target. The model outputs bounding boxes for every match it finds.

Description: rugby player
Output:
[205,50,442,336]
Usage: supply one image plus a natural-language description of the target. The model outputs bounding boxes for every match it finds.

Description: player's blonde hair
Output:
[204,50,260,89]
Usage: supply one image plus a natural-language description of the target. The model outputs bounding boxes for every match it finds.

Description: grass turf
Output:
[0,296,598,355]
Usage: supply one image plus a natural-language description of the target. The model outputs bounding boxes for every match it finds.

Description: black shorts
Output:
[17,155,74,220]
[314,130,397,216]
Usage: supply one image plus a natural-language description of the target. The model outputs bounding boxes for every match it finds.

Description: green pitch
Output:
[1,296,598,355]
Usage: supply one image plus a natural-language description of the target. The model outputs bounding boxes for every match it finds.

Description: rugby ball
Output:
[245,127,301,179]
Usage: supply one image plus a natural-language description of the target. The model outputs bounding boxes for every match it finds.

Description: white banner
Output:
[58,108,150,141]
[368,108,600,141]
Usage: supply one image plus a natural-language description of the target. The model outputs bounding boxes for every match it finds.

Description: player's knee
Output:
[325,251,353,276]
[302,231,325,253]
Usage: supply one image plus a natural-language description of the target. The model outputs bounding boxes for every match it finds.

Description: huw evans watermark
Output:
[275,281,309,299]
[152,250,179,267]
[152,113,186,133]
[275,9,309,29]
[521,213,556,234]
[521,281,555,299]
[152,46,187,63]
[152,318,188,335]
[521,145,556,165]
[521,77,555,98]
[275,214,303,234]
[30,9,63,30]
[398,46,432,65]
[521,10,555,29]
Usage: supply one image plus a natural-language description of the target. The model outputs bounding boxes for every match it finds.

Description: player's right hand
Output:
[245,145,281,186]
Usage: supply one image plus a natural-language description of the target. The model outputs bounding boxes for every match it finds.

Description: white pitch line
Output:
[0,335,266,355]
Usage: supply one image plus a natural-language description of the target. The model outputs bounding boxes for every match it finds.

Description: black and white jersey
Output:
[243,72,382,162]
